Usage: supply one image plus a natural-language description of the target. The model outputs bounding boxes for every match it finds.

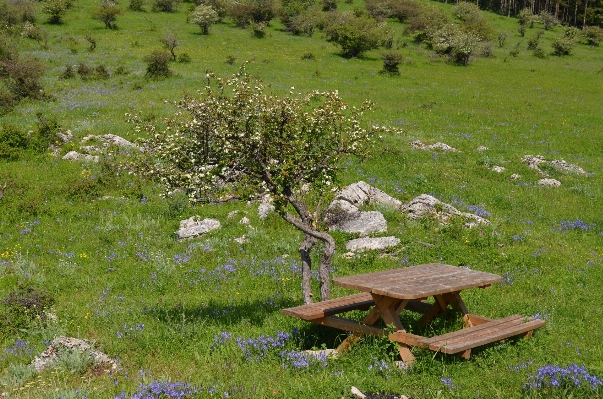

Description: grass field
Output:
[1,0,603,397]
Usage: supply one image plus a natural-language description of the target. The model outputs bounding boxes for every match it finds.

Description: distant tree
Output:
[42,0,68,24]
[160,32,178,60]
[380,50,402,74]
[127,66,396,303]
[429,23,481,65]
[190,5,219,34]
[94,0,122,29]
[324,12,387,57]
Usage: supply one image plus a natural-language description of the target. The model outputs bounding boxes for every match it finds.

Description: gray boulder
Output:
[62,151,99,163]
[538,178,561,187]
[345,236,400,252]
[329,211,387,236]
[400,194,490,227]
[336,181,402,208]
[175,217,220,240]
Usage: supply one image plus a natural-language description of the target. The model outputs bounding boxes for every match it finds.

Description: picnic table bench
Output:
[282,263,545,364]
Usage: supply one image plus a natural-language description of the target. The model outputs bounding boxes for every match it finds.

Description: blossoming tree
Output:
[129,66,395,303]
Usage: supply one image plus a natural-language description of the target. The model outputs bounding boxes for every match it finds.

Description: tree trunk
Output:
[318,234,335,302]
[299,234,317,304]
[582,0,588,26]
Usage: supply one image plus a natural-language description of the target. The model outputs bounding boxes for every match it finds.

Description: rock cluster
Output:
[31,336,116,373]
[409,140,458,152]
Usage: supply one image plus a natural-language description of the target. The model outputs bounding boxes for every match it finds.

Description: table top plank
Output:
[333,264,501,299]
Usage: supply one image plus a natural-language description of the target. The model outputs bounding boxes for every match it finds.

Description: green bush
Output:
[538,11,557,30]
[527,30,543,50]
[152,0,178,12]
[228,0,274,28]
[42,0,68,24]
[77,63,94,80]
[582,26,602,46]
[129,0,145,11]
[279,0,319,33]
[405,3,449,42]
[551,37,574,56]
[324,12,387,57]
[177,52,191,63]
[0,55,46,100]
[94,0,122,29]
[144,50,172,77]
[429,23,481,65]
[0,286,54,335]
[453,1,493,40]
[0,123,28,161]
[380,50,402,74]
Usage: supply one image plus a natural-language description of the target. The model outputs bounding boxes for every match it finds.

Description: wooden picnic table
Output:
[283,263,545,364]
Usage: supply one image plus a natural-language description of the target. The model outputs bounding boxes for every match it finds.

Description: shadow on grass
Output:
[146,296,300,328]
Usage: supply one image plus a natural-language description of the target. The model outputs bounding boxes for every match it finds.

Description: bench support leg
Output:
[337,335,360,353]
[398,345,415,365]
[461,349,471,360]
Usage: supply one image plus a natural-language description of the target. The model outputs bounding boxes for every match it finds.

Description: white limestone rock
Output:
[510,174,521,180]
[329,211,387,236]
[345,236,400,252]
[175,217,220,240]
[400,194,490,227]
[336,181,402,208]
[31,336,116,373]
[410,140,459,152]
[490,166,506,173]
[538,178,561,187]
[62,151,99,163]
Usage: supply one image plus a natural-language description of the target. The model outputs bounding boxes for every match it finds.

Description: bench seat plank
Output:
[389,315,545,355]
[282,293,375,321]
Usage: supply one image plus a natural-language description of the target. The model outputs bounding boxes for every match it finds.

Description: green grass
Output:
[1,0,603,397]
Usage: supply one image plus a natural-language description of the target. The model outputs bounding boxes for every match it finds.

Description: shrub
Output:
[301,51,314,60]
[517,8,533,27]
[321,0,335,11]
[429,23,481,65]
[129,0,144,11]
[144,50,171,77]
[287,8,321,35]
[152,0,178,12]
[563,26,579,39]
[32,112,61,151]
[42,0,68,24]
[177,52,191,63]
[551,37,573,56]
[518,24,526,37]
[0,0,36,26]
[279,0,320,33]
[0,56,45,100]
[20,22,48,48]
[114,65,129,75]
[228,0,274,28]
[94,64,110,79]
[538,11,557,30]
[225,54,236,64]
[0,123,28,160]
[196,0,229,22]
[532,46,545,58]
[94,0,122,29]
[527,30,543,50]
[59,64,75,79]
[405,3,449,42]
[380,50,402,74]
[77,63,94,80]
[190,4,219,34]
[497,31,507,47]
[250,21,266,37]
[582,26,602,46]
[84,33,96,51]
[324,12,387,57]
[453,2,493,40]
[0,286,54,335]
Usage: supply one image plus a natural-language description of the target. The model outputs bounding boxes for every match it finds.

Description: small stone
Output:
[258,202,275,219]
[510,174,521,180]
[538,178,561,187]
[227,211,240,219]
[31,336,116,373]
[239,217,250,225]
[351,386,366,399]
[233,235,249,244]
[476,146,488,151]
[490,166,505,173]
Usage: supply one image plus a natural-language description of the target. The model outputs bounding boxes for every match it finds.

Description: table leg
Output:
[362,295,402,327]
[417,294,450,326]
